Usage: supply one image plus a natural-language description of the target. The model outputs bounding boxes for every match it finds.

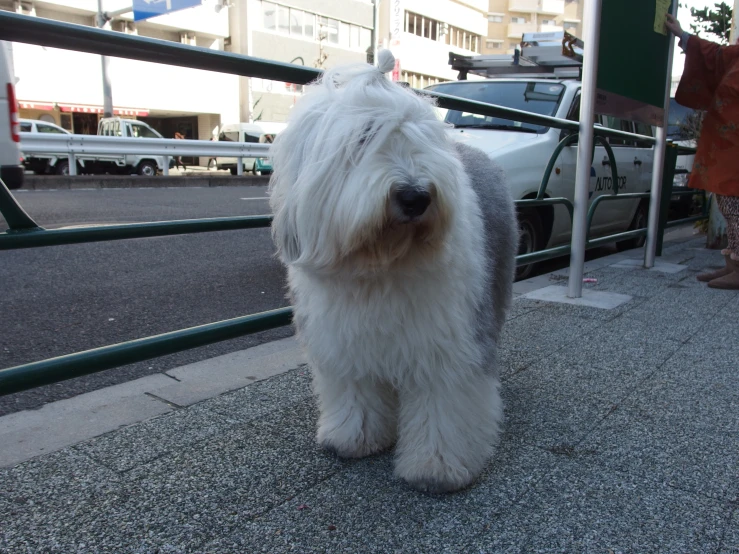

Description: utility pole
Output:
[96,0,114,117]
[731,0,739,43]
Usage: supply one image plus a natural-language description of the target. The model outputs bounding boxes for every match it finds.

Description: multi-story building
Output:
[378,0,488,89]
[5,0,237,151]
[5,0,375,149]
[229,0,375,122]
[484,0,583,55]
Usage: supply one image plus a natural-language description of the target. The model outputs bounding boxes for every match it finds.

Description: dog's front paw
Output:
[317,416,395,459]
[394,453,480,494]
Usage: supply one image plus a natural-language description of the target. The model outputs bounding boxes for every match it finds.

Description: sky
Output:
[671,0,729,78]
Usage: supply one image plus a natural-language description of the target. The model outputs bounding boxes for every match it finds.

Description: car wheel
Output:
[516,209,544,281]
[55,160,69,175]
[137,161,157,177]
[617,201,648,251]
[229,167,238,176]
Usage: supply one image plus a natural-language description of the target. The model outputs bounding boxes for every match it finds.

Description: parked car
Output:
[667,97,701,218]
[0,40,23,190]
[426,78,654,279]
[216,122,286,175]
[19,118,81,175]
[92,117,168,176]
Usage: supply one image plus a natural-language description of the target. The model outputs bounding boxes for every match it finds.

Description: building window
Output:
[404,11,480,53]
[263,1,276,30]
[290,9,304,35]
[541,18,556,25]
[258,1,370,51]
[509,41,520,49]
[486,39,503,49]
[400,71,448,90]
[277,4,290,34]
[488,14,504,23]
[511,16,526,24]
[563,21,578,30]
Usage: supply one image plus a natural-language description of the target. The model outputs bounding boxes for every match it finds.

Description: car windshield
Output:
[425,81,566,133]
[667,98,701,140]
[130,123,160,139]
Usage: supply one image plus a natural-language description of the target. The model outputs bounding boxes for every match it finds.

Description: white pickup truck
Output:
[20,117,170,176]
[91,117,169,176]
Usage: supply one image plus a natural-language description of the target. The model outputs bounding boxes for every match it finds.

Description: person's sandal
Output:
[697,254,732,282]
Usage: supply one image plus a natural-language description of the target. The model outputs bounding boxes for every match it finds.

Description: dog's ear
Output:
[272,197,301,264]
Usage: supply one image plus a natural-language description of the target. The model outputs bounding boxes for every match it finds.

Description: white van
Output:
[216,122,286,175]
[0,41,23,190]
[93,117,169,176]
[427,78,654,279]
[19,118,80,175]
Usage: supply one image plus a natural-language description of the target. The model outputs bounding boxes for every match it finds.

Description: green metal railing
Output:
[0,11,705,396]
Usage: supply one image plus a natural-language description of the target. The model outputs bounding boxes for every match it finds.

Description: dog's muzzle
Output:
[393,185,432,219]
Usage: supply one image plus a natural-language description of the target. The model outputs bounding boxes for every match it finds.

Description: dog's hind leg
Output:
[312,371,398,458]
[393,372,503,493]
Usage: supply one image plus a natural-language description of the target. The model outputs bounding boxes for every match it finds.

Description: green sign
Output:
[595,0,676,126]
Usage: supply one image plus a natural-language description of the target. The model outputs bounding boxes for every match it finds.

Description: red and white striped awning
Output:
[19,101,54,111]
[57,104,149,117]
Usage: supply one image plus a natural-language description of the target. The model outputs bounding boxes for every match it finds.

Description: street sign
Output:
[133,0,202,22]
[595,0,675,126]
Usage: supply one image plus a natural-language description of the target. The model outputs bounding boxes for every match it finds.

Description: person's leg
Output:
[708,194,739,289]
[697,195,732,281]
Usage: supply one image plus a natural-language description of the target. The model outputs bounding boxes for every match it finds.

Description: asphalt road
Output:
[0,186,291,416]
[1,185,620,416]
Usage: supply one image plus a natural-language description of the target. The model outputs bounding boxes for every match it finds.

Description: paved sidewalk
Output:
[1,231,737,553]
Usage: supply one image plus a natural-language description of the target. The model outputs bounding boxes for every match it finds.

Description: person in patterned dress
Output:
[666,14,739,289]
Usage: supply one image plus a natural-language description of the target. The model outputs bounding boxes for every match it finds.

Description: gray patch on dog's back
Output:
[453,142,518,375]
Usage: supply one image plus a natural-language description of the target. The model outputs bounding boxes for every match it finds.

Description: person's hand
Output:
[665,14,683,37]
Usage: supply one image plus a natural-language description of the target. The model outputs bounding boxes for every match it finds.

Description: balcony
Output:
[509,0,538,12]
[509,0,564,15]
[538,0,565,15]
[508,22,537,38]
[539,23,564,33]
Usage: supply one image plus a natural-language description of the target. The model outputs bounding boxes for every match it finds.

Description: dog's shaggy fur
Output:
[268,50,518,493]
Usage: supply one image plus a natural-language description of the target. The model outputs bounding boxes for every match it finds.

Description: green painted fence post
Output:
[656,143,679,256]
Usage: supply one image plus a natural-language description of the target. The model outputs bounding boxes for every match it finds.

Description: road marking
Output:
[240,197,269,201]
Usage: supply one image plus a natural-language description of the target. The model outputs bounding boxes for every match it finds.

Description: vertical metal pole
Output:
[372,0,380,63]
[97,0,114,118]
[68,154,77,176]
[645,0,677,268]
[163,156,170,176]
[567,0,603,298]
[237,157,244,176]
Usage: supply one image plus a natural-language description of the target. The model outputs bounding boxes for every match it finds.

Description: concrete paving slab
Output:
[201,441,556,554]
[0,374,174,468]
[153,337,305,406]
[521,284,633,310]
[517,457,728,553]
[578,360,739,501]
[612,258,689,273]
[498,312,598,375]
[75,368,315,473]
[721,508,739,553]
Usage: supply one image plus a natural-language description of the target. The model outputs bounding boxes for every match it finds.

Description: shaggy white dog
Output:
[268,50,518,493]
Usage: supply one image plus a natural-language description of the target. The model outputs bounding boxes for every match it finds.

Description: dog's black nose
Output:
[395,188,431,218]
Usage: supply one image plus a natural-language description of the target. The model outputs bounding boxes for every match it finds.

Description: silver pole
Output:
[644,0,677,268]
[97,0,114,118]
[372,0,380,63]
[567,0,603,298]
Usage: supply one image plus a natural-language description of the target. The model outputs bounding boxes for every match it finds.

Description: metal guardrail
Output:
[0,11,706,397]
[20,134,271,159]
[20,134,271,176]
